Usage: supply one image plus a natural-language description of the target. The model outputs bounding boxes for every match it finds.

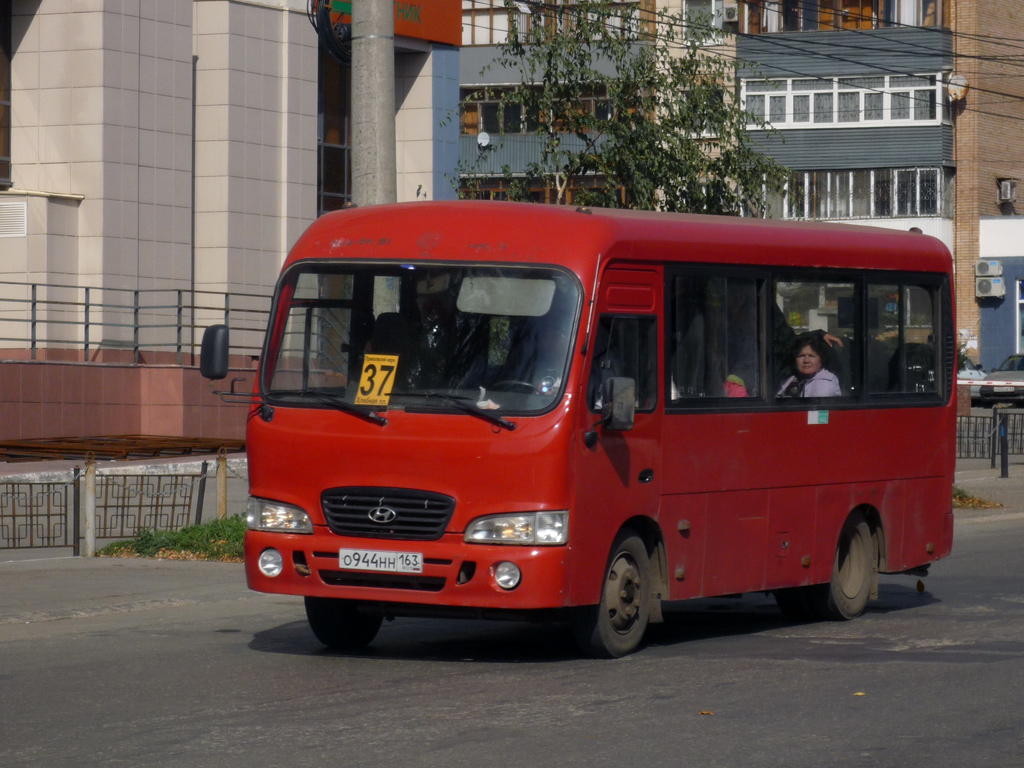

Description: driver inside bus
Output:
[411,271,487,390]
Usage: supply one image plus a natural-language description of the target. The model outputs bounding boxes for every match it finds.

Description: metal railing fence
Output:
[956,413,1024,460]
[0,280,271,364]
[0,457,248,553]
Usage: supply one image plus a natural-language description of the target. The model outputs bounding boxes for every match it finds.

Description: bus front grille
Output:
[321,487,455,541]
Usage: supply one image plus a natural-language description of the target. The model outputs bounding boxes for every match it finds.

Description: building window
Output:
[743,74,943,128]
[0,3,10,186]
[462,0,649,46]
[683,0,724,40]
[772,167,948,221]
[462,0,526,46]
[459,87,609,135]
[318,51,351,214]
[742,0,947,33]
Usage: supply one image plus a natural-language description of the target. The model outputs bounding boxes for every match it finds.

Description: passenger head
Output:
[794,333,830,378]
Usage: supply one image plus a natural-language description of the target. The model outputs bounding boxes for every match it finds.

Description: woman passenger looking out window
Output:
[777,332,841,398]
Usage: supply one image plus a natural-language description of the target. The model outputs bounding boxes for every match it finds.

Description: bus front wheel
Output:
[304,597,383,650]
[572,529,651,658]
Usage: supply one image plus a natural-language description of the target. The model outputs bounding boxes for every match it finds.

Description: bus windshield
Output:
[263,263,581,415]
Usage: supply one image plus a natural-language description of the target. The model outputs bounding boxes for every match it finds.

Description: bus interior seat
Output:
[867,339,892,393]
[826,336,854,396]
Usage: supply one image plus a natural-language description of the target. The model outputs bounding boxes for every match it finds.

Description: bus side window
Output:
[773,279,856,396]
[669,275,761,401]
[587,316,657,411]
[867,282,937,394]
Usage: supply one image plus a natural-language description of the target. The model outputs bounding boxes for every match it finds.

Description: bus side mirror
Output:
[601,377,636,431]
[200,324,230,381]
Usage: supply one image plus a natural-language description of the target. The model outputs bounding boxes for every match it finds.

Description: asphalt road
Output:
[1,513,1022,768]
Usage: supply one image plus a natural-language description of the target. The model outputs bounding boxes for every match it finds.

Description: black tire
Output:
[572,530,651,658]
[304,597,383,650]
[810,513,875,621]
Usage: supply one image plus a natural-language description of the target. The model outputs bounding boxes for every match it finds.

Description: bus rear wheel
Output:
[813,513,875,620]
[572,530,651,658]
[304,597,383,650]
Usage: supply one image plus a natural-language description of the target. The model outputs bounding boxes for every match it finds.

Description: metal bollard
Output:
[83,454,96,557]
[217,448,228,520]
[1000,411,1010,479]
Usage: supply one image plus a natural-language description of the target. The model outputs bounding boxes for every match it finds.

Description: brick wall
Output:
[953,0,1024,359]
[0,362,251,441]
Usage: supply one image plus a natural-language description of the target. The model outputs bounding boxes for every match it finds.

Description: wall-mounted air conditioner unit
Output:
[975,259,1003,277]
[723,3,739,22]
[976,276,1006,298]
[998,179,1017,203]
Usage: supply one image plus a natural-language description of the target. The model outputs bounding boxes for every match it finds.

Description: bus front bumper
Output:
[244,528,573,612]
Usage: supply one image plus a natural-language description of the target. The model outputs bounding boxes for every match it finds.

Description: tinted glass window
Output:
[669,275,761,400]
[867,283,937,394]
[588,316,657,412]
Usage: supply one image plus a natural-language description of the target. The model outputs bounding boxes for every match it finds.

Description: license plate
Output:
[994,386,1016,393]
[338,548,423,574]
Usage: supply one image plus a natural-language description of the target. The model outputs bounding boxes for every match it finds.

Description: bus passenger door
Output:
[571,267,663,607]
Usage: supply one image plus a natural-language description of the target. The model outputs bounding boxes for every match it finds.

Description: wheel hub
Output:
[605,554,642,633]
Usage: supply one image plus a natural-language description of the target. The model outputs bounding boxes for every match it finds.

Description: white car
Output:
[957,359,986,399]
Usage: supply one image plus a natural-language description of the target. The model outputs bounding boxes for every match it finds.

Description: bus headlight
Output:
[464,511,568,545]
[246,497,314,534]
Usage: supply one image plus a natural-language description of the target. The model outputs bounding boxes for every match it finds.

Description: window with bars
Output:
[773,168,947,221]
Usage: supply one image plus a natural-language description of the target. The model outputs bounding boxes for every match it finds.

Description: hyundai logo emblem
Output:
[367,506,398,524]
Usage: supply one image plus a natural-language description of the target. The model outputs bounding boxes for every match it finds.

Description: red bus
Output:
[202,201,956,657]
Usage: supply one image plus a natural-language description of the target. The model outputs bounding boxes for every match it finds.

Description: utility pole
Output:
[351,0,397,206]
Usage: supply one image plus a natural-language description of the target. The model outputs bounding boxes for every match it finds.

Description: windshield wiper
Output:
[411,391,517,432]
[271,389,387,426]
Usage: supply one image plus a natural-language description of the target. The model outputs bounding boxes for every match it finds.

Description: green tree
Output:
[458,0,786,214]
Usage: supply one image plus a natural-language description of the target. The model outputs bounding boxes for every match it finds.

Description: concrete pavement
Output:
[953,454,1024,518]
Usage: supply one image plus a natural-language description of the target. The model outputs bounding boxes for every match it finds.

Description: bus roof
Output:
[285,201,952,277]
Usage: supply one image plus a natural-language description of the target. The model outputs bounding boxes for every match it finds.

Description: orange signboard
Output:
[330,0,461,47]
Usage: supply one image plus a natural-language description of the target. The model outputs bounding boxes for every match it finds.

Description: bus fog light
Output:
[258,548,284,577]
[494,561,521,590]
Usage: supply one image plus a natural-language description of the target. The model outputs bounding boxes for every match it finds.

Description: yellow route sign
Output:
[355,354,399,406]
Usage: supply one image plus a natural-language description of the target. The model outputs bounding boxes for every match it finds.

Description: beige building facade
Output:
[0,0,459,439]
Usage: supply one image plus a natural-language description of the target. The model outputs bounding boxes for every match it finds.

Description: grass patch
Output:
[97,515,246,562]
[953,486,1002,510]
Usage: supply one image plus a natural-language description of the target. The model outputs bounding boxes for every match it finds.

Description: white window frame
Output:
[742,74,945,129]
[779,168,945,221]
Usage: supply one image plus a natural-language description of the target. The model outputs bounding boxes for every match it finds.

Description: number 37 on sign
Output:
[355,354,399,406]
